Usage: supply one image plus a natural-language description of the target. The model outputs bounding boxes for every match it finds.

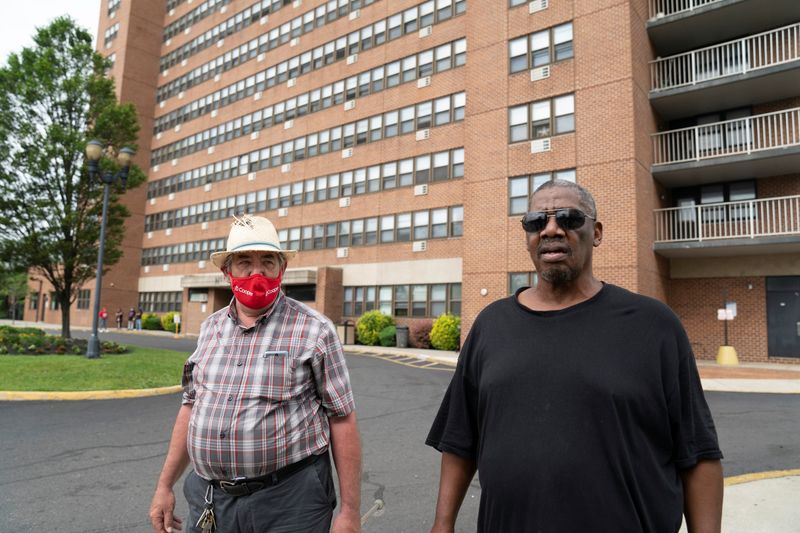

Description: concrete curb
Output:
[700,379,800,394]
[0,385,182,401]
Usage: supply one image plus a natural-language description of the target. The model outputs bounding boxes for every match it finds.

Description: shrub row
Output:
[354,312,460,351]
[0,326,127,355]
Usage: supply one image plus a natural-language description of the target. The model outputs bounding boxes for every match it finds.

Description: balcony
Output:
[653,195,800,257]
[651,107,800,186]
[647,0,800,56]
[650,23,800,119]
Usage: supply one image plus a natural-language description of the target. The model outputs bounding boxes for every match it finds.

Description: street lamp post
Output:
[84,140,135,359]
[29,277,43,322]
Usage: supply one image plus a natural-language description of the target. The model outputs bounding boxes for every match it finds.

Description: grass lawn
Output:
[0,346,188,391]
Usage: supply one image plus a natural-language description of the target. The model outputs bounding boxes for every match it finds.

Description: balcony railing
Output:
[649,0,723,19]
[652,107,800,165]
[654,195,800,243]
[651,23,800,90]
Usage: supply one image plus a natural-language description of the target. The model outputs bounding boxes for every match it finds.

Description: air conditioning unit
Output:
[220,5,227,13]
[349,9,360,20]
[417,76,432,88]
[144,266,150,273]
[207,146,214,154]
[169,8,175,16]
[344,100,356,111]
[162,264,170,272]
[178,91,185,100]
[530,65,550,82]
[203,184,212,192]
[257,53,265,62]
[416,129,431,141]
[531,138,552,153]
[169,192,176,200]
[337,247,349,258]
[339,197,351,207]
[292,0,301,7]
[201,222,208,230]
[181,59,187,67]
[529,0,548,14]
[347,54,358,65]
[147,231,153,239]
[198,260,206,269]
[287,78,296,88]
[254,91,262,100]
[284,119,294,130]
[214,74,221,82]
[278,207,288,217]
[162,69,169,77]
[184,27,191,36]
[153,164,160,173]
[260,15,269,25]
[248,172,256,181]
[216,39,224,48]
[281,163,292,173]
[290,37,299,47]
[342,147,353,158]
[412,240,427,252]
[159,101,165,109]
[149,198,156,206]
[419,26,433,38]
[210,109,218,118]
[174,125,181,133]
[414,184,429,196]
[165,228,172,236]
[172,158,179,166]
[250,131,260,140]
[156,133,162,140]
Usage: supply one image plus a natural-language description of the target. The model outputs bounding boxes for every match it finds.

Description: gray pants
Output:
[184,454,336,533]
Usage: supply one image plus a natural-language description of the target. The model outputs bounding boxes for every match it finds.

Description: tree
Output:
[0,17,143,338]
[0,269,29,321]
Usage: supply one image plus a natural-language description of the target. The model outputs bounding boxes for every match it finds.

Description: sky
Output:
[0,0,101,64]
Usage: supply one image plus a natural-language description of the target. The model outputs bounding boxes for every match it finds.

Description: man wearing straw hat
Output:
[150,215,362,533]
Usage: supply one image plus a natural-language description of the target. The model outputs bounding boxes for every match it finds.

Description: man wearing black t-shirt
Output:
[426,180,723,533]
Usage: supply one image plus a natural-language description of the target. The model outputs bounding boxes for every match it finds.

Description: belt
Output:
[211,454,321,496]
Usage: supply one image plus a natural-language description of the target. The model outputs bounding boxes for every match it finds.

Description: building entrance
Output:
[766,277,800,358]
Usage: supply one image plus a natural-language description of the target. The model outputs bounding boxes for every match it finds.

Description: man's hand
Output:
[331,508,362,533]
[149,485,183,533]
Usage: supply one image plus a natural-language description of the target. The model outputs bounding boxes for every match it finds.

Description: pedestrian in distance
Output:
[127,307,135,330]
[115,308,123,329]
[98,307,108,332]
[135,307,143,331]
[426,180,723,533]
[149,214,362,533]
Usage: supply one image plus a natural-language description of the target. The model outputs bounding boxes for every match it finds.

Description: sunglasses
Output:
[521,208,595,233]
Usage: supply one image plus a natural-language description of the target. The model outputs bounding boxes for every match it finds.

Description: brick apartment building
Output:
[24,0,800,362]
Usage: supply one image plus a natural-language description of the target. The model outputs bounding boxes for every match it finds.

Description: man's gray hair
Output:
[531,179,597,218]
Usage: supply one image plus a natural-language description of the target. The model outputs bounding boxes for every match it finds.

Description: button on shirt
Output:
[181,293,355,480]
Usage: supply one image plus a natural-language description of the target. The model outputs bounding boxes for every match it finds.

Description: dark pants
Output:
[184,454,336,532]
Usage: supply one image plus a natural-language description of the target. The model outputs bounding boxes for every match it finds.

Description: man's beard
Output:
[540,264,580,285]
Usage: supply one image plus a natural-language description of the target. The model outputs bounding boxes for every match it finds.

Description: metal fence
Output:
[654,195,800,242]
[653,107,800,164]
[648,0,722,19]
[651,23,800,90]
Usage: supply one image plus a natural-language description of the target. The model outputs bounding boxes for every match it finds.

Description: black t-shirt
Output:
[426,284,722,533]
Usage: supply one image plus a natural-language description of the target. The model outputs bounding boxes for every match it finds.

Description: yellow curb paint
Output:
[725,469,800,486]
[0,385,182,401]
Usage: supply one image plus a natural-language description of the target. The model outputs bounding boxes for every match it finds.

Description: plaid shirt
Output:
[181,292,355,480]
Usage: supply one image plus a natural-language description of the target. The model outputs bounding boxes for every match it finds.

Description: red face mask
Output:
[229,273,282,310]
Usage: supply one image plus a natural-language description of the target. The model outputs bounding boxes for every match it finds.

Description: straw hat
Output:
[210,215,297,269]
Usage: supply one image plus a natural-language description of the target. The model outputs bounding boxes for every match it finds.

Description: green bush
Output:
[142,313,163,330]
[0,326,128,355]
[161,311,178,333]
[378,325,396,347]
[356,311,395,346]
[430,314,461,351]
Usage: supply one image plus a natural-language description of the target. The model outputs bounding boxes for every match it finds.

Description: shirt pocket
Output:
[250,350,296,401]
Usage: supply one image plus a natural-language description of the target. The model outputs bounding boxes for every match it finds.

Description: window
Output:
[508,169,577,215]
[139,291,182,313]
[29,292,39,310]
[509,272,538,295]
[108,0,121,16]
[509,23,573,74]
[508,95,575,143]
[672,180,756,223]
[77,289,91,310]
[104,23,120,48]
[344,283,462,317]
